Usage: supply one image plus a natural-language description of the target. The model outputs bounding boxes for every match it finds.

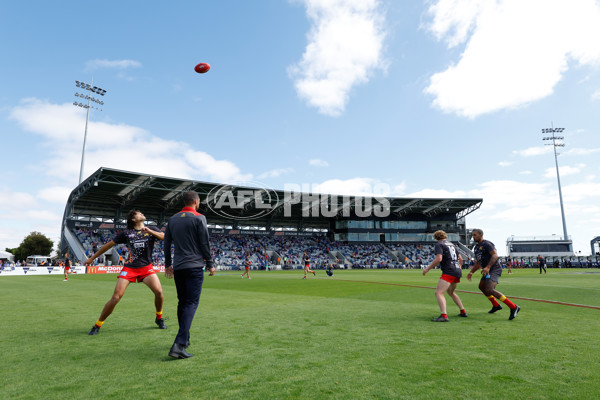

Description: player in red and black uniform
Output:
[85,209,167,335]
[241,258,251,279]
[302,251,315,279]
[467,229,520,320]
[423,230,467,322]
[63,252,73,281]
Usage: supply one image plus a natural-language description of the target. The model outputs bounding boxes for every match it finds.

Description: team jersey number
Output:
[448,245,460,269]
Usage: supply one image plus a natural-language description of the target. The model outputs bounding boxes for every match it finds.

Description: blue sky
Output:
[1,0,599,256]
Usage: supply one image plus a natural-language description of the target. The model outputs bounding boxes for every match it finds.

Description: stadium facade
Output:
[61,168,482,264]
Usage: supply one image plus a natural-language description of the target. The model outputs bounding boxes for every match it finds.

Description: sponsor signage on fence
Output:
[0,266,86,276]
[86,265,165,274]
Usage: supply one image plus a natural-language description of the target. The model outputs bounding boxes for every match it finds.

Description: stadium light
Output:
[74,79,107,184]
[542,126,568,240]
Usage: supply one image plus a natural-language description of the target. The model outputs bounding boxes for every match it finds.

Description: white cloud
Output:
[408,176,600,254]
[289,0,387,116]
[592,89,600,100]
[566,147,600,156]
[406,188,466,198]
[257,168,294,180]
[425,0,487,47]
[425,0,600,117]
[562,181,600,202]
[8,98,252,184]
[38,186,72,204]
[467,180,552,211]
[519,170,533,175]
[489,204,559,222]
[0,188,62,250]
[311,177,404,197]
[498,161,512,167]
[543,164,585,178]
[86,59,142,70]
[513,146,552,157]
[309,159,329,167]
[0,189,37,214]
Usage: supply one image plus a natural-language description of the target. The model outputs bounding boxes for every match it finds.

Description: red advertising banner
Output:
[86,265,165,274]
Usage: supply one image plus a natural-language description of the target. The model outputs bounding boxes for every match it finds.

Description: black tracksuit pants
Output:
[173,267,204,346]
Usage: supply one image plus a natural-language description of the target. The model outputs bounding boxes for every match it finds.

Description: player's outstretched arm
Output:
[423,254,442,275]
[84,241,116,265]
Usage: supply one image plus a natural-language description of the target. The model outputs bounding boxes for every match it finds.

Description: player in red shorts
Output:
[63,252,73,281]
[422,230,467,322]
[85,209,167,335]
[302,251,316,279]
[241,257,251,279]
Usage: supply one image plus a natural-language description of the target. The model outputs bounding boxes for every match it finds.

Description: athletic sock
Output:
[156,311,163,320]
[487,295,500,307]
[460,309,467,314]
[499,295,517,310]
[95,319,104,328]
[441,314,448,318]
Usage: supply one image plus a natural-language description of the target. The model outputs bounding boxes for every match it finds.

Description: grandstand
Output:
[61,167,485,269]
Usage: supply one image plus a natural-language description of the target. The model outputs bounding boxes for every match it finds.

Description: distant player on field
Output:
[468,229,520,320]
[85,209,167,335]
[537,254,547,274]
[423,230,467,322]
[241,257,251,279]
[302,251,315,279]
[326,263,334,277]
[63,252,73,281]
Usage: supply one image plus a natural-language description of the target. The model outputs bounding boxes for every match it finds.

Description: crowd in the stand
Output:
[63,227,600,270]
[387,243,435,265]
[329,242,397,269]
[263,236,330,269]
[211,234,269,270]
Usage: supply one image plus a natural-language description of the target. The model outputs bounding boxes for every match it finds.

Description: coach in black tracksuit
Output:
[164,191,215,359]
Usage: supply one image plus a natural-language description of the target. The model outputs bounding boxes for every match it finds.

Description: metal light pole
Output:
[542,126,568,240]
[74,80,107,184]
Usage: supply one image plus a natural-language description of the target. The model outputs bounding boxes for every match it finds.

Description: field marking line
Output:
[335,279,600,310]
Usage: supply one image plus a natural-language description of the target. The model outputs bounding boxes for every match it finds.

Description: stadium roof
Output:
[63,167,483,228]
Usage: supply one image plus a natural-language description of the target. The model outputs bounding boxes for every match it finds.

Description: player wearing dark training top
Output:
[241,258,251,279]
[302,251,315,279]
[467,229,520,320]
[423,230,467,322]
[85,209,167,335]
[537,255,547,274]
[63,252,73,281]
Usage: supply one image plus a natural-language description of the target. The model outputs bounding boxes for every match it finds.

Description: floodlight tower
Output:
[542,126,568,240]
[74,80,107,184]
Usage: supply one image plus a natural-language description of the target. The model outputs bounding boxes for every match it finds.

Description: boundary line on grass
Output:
[335,279,600,310]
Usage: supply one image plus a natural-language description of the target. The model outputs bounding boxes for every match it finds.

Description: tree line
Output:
[5,232,55,261]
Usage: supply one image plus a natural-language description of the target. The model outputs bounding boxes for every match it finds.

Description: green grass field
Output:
[2,268,599,399]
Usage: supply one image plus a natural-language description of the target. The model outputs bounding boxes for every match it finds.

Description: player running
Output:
[63,252,73,281]
[85,209,167,335]
[467,229,520,320]
[302,251,315,279]
[423,230,467,322]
